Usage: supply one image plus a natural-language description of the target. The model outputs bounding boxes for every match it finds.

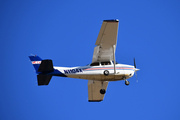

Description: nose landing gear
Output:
[123,77,130,86]
[125,80,130,85]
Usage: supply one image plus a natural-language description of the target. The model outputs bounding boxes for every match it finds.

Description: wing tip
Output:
[103,19,119,22]
[88,100,103,102]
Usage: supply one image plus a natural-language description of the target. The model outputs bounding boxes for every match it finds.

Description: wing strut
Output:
[112,45,116,74]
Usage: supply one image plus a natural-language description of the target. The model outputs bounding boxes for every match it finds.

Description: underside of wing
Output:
[88,80,108,102]
[92,19,119,63]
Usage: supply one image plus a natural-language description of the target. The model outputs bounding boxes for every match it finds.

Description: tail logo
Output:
[32,61,41,64]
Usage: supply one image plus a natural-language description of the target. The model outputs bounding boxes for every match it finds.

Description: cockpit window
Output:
[101,61,111,65]
[90,62,100,66]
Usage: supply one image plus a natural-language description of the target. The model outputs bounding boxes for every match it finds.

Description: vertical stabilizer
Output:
[29,55,42,73]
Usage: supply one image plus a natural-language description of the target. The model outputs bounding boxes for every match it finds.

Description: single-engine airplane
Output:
[29,19,140,102]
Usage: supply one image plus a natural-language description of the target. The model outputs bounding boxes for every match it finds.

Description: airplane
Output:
[29,19,140,102]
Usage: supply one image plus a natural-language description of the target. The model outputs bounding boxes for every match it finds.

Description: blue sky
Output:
[0,0,180,120]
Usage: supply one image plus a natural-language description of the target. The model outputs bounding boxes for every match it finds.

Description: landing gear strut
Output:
[100,81,106,94]
[123,77,130,86]
[125,80,130,86]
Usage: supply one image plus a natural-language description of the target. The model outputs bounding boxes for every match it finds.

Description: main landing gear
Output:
[100,81,106,94]
[104,70,109,76]
[100,89,106,94]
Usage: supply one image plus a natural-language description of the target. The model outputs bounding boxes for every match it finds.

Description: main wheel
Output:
[104,70,109,76]
[125,80,130,86]
[100,89,106,94]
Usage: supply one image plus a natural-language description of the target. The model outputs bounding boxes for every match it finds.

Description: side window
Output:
[90,62,99,66]
[101,61,111,65]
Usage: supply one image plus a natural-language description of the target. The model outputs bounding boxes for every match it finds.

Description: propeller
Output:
[134,58,140,82]
[134,58,136,68]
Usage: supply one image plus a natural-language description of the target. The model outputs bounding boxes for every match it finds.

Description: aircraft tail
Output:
[29,55,54,86]
[29,55,54,73]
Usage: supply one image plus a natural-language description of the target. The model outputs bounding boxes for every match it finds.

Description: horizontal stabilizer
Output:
[38,60,54,73]
[37,75,52,85]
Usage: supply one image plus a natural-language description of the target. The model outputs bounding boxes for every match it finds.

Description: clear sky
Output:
[0,0,180,120]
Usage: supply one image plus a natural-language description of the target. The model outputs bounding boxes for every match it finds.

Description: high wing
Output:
[92,19,119,63]
[88,80,108,102]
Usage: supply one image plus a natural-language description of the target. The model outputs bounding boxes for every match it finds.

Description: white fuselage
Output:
[53,62,135,81]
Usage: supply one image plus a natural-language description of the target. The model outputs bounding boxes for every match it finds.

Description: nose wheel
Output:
[123,77,130,86]
[125,80,130,85]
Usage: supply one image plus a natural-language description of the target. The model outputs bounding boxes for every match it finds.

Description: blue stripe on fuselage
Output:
[42,69,67,77]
